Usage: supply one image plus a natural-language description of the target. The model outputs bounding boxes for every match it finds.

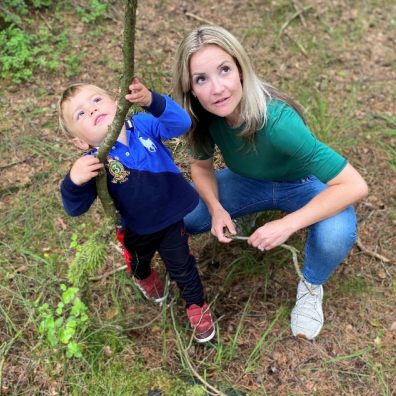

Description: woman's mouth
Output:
[213,97,230,106]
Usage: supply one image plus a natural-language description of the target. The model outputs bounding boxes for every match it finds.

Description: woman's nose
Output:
[211,77,224,94]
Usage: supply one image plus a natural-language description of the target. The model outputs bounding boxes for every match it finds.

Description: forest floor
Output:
[0,0,395,395]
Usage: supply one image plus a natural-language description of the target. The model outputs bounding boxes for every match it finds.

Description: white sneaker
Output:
[291,280,324,340]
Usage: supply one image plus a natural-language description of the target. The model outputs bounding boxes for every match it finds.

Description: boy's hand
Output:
[125,77,152,107]
[70,156,104,186]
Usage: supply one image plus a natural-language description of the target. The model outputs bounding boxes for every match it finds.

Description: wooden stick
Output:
[185,11,215,25]
[356,237,391,263]
[224,232,313,294]
[277,5,313,39]
[89,265,127,281]
[170,303,226,396]
[280,243,313,294]
[292,0,307,27]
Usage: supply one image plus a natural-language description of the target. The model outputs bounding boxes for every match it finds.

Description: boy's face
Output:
[63,86,117,148]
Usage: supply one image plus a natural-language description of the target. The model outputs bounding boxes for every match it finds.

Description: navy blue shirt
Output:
[61,93,198,234]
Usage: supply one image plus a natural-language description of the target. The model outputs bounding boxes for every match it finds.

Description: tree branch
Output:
[95,0,138,223]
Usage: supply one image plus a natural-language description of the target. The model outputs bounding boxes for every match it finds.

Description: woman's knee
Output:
[308,206,357,255]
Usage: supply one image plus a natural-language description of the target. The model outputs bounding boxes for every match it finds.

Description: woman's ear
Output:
[191,91,197,98]
[71,137,90,151]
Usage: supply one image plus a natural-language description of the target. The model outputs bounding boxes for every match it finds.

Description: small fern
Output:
[67,223,113,288]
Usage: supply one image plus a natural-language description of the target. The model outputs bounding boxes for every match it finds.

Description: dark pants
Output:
[116,220,204,306]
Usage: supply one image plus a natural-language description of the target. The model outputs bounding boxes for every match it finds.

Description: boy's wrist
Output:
[64,171,85,189]
[143,91,166,117]
[145,91,153,107]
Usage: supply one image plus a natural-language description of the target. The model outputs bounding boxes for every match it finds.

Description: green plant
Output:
[0,24,69,83]
[76,0,108,24]
[0,26,33,83]
[37,284,89,358]
[375,114,396,171]
[0,2,72,83]
[67,225,111,287]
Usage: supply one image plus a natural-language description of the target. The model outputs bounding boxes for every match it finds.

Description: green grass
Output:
[374,114,396,171]
[338,277,370,296]
[1,0,395,394]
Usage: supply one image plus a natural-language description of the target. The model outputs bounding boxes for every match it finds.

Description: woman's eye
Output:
[221,65,230,73]
[195,76,205,85]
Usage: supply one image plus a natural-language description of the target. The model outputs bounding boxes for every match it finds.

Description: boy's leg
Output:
[118,226,156,279]
[158,220,214,343]
[120,226,166,303]
[158,221,204,306]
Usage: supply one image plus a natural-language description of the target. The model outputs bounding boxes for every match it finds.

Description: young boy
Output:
[59,78,214,343]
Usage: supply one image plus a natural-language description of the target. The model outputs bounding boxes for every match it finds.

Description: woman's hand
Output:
[70,156,103,186]
[248,217,296,251]
[211,208,237,243]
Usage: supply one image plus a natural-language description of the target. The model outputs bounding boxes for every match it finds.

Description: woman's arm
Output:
[191,158,237,242]
[248,163,368,250]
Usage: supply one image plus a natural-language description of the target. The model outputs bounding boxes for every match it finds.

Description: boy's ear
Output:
[71,137,90,150]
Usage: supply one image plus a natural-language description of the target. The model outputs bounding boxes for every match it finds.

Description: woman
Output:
[172,25,368,340]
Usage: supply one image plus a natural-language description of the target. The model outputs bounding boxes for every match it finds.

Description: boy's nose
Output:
[89,107,98,116]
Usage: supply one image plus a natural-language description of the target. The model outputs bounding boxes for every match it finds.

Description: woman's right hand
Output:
[211,207,237,243]
[190,158,237,242]
[70,156,103,186]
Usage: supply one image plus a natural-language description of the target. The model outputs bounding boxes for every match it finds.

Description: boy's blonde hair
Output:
[57,83,110,136]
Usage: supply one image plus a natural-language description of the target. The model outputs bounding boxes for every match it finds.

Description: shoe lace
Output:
[296,285,321,310]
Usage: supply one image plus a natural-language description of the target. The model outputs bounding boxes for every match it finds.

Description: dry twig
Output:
[292,0,307,27]
[170,302,226,396]
[223,232,314,294]
[277,5,313,39]
[185,11,215,25]
[356,237,391,263]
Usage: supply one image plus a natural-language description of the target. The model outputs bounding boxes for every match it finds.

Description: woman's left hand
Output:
[247,218,296,251]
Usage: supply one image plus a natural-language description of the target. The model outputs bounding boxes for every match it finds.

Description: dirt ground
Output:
[1,0,395,395]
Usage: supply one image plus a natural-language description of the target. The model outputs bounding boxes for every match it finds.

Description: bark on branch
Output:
[95,0,138,224]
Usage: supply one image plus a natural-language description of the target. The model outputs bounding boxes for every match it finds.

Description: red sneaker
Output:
[133,270,167,303]
[186,303,215,343]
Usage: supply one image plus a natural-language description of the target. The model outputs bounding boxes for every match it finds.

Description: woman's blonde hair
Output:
[57,83,109,136]
[172,25,304,154]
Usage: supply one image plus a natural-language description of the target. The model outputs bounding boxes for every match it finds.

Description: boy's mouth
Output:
[94,114,106,125]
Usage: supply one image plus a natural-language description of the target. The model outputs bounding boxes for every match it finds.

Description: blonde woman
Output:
[173,25,368,340]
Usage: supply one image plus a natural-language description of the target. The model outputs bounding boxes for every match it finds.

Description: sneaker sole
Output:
[134,278,170,304]
[194,327,215,343]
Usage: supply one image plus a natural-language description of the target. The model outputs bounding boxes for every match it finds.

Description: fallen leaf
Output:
[105,307,119,320]
[103,345,112,356]
[56,217,68,230]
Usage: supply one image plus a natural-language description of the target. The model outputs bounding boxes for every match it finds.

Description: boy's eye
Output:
[93,97,102,103]
[76,110,84,120]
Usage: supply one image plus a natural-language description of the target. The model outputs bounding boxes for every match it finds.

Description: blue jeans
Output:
[185,169,357,285]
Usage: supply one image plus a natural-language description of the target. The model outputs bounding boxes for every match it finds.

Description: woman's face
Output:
[189,44,243,127]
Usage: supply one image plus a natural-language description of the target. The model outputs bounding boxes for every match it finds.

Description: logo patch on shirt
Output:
[138,136,157,152]
[106,156,130,183]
